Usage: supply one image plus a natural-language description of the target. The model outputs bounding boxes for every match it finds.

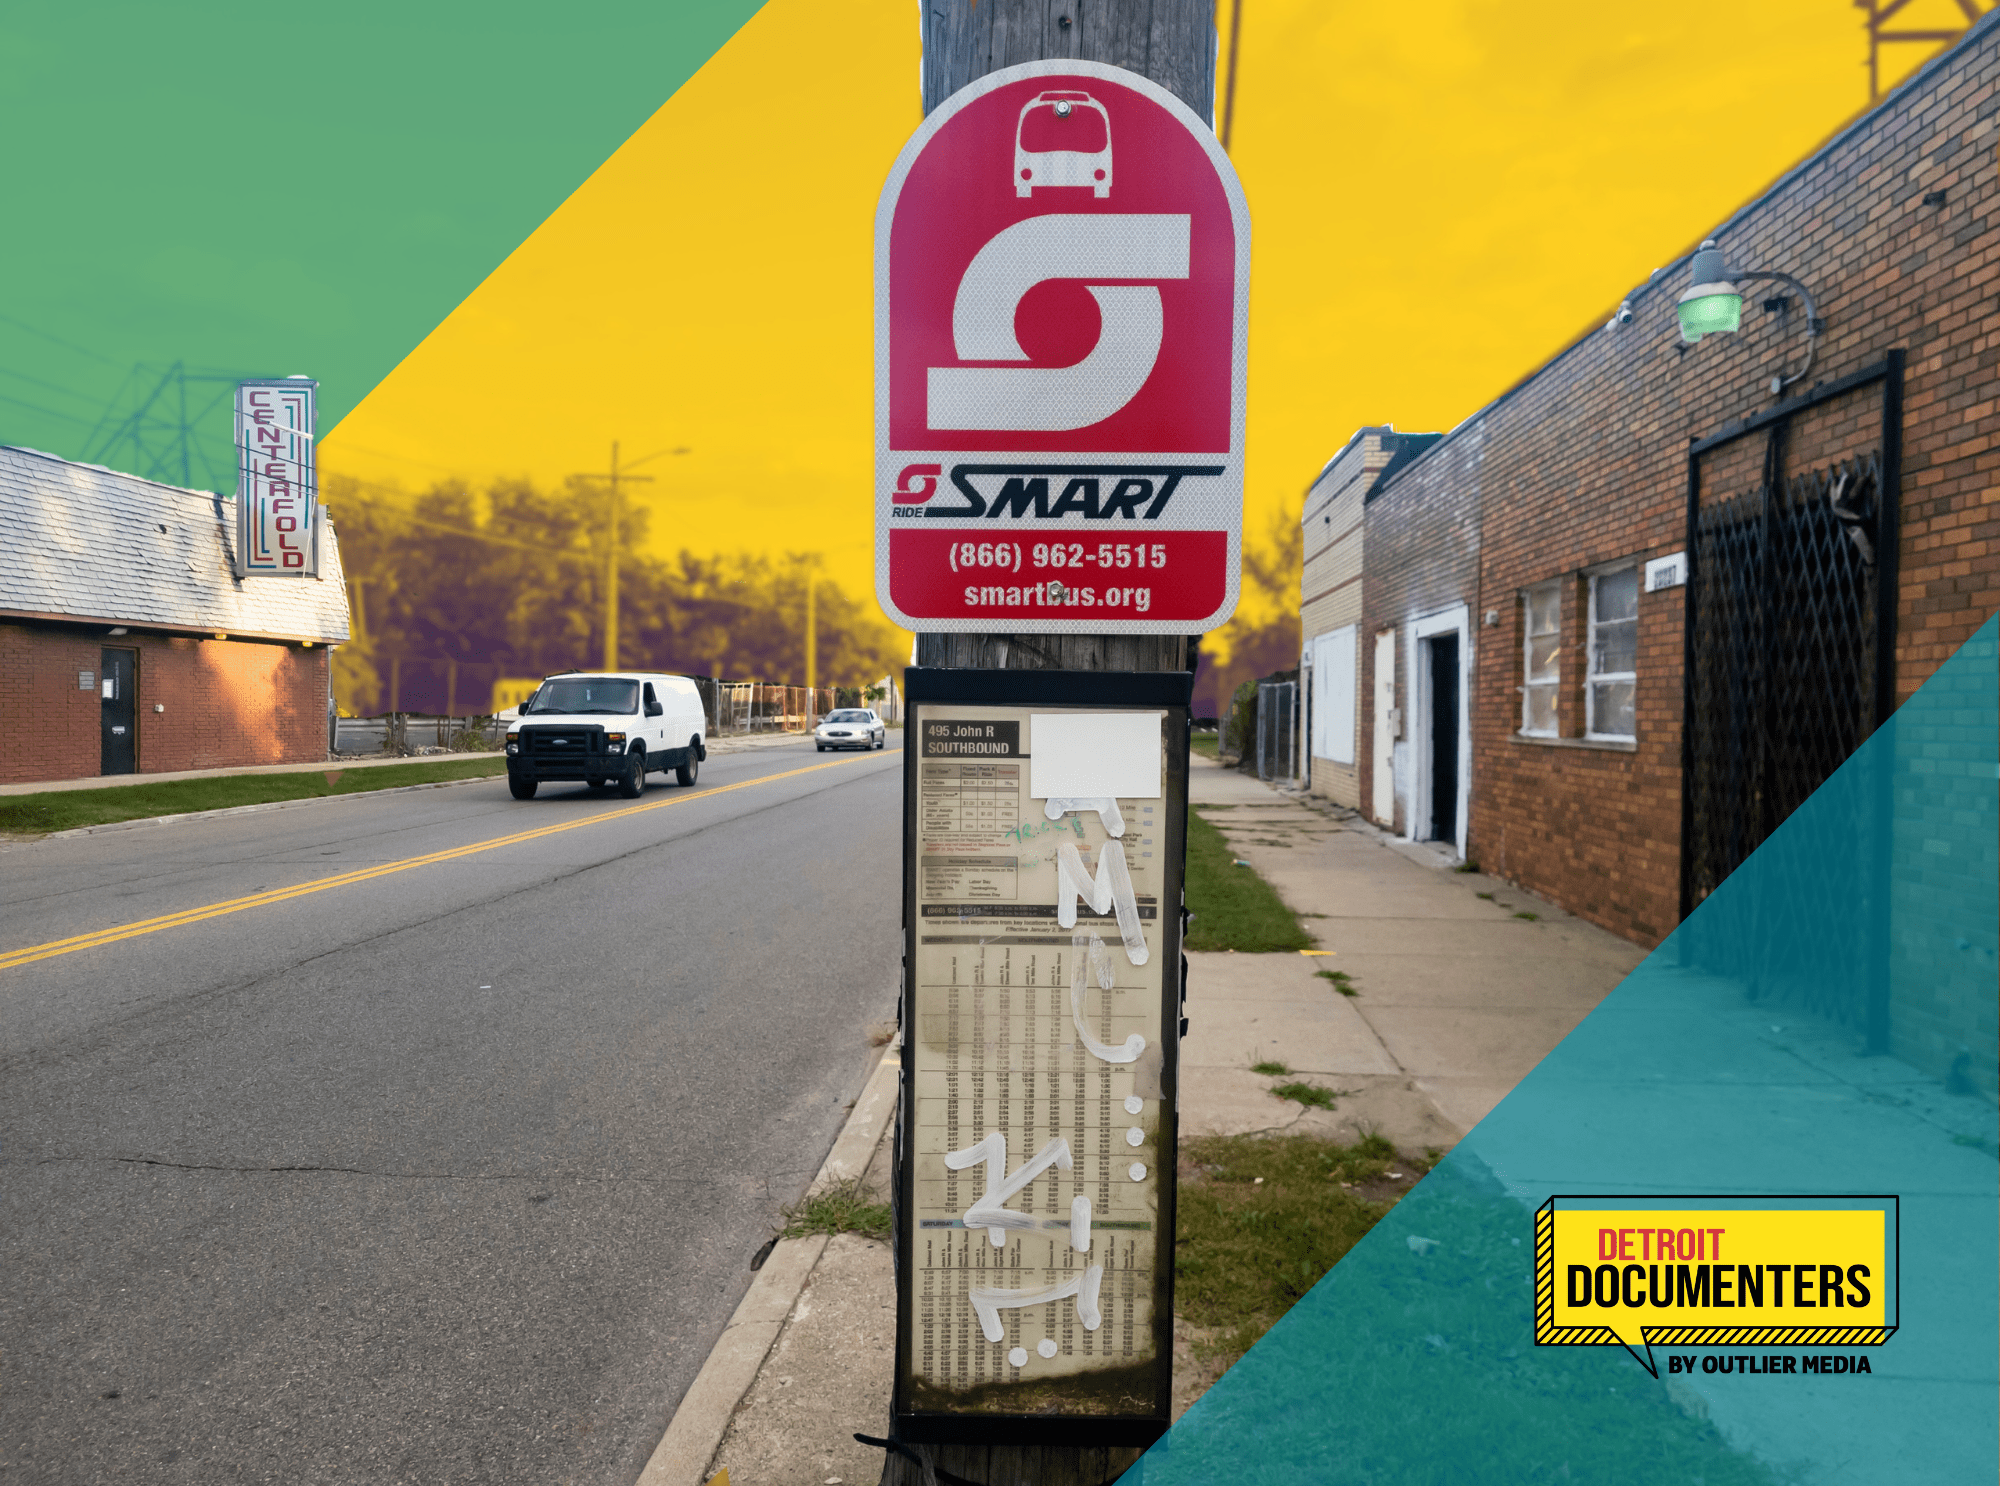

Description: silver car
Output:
[815,708,887,751]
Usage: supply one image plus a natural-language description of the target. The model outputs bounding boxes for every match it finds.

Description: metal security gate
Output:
[1679,352,1903,1044]
[1257,679,1297,780]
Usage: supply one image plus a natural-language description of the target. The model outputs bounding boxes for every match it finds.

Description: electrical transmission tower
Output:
[1857,0,1992,101]
[83,361,268,492]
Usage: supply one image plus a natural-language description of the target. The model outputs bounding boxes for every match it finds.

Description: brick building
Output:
[0,445,351,784]
[1298,428,1438,811]
[1329,18,1997,947]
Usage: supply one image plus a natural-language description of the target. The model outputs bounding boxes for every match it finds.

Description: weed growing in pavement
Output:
[1175,1132,1414,1359]
[777,1178,891,1241]
[1315,969,1359,996]
[1475,892,1495,900]
[1271,1081,1340,1110]
[1185,809,1313,952]
[1250,1060,1291,1076]
[1454,861,1482,873]
[1513,911,1539,921]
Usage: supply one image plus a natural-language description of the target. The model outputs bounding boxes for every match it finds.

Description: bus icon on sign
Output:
[1016,91,1111,197]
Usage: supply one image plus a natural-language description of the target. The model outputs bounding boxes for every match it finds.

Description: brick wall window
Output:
[1586,565,1639,740]
[1520,581,1560,736]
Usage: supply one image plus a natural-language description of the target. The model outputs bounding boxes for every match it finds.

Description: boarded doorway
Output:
[1424,633,1459,844]
[101,647,137,775]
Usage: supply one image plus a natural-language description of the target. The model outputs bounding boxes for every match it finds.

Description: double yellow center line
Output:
[1,752,891,973]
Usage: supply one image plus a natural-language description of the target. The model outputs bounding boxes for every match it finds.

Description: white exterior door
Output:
[1372,629,1396,826]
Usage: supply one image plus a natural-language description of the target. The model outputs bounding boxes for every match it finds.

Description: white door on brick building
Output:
[1372,630,1395,825]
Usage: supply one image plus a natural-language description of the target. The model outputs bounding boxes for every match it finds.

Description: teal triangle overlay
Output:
[1135,617,1998,1484]
[0,1,766,485]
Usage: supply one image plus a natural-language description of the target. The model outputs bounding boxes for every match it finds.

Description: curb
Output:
[14,737,894,844]
[635,1043,902,1486]
[0,750,499,798]
[26,772,510,842]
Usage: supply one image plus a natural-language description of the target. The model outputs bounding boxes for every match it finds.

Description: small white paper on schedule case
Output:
[1030,712,1163,801]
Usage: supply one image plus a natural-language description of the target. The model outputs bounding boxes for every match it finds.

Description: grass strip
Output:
[1190,732,1220,759]
[778,1177,892,1240]
[1184,808,1313,952]
[0,757,509,836]
[1176,1132,1408,1359]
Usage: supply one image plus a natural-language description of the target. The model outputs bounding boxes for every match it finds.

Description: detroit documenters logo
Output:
[874,61,1250,632]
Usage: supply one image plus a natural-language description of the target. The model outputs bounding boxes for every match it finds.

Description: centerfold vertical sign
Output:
[234,377,319,577]
[875,61,1250,632]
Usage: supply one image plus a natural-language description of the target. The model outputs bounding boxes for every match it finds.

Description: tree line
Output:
[1190,498,1302,720]
[322,473,906,716]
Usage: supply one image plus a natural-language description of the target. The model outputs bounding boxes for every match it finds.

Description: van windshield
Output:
[526,679,639,715]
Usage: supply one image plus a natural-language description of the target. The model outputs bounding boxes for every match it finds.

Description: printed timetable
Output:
[897,701,1184,1424]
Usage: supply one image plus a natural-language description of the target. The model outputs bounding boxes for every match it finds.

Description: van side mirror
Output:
[646,699,664,716]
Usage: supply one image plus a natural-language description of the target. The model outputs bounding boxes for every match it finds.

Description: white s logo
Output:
[927,214,1190,432]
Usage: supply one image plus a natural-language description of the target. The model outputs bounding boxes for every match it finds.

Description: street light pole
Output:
[607,444,620,671]
[805,566,817,693]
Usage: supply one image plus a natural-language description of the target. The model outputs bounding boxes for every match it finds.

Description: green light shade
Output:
[1677,285,1742,342]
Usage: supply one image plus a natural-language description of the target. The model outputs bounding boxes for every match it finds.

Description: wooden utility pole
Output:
[887,13,1217,1486]
[591,442,653,672]
[913,0,1214,679]
[575,442,689,671]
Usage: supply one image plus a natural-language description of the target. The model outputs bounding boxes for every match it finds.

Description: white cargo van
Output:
[504,671,707,800]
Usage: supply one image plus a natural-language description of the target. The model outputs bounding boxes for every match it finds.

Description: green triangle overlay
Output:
[0,1,766,488]
[1133,617,1998,1484]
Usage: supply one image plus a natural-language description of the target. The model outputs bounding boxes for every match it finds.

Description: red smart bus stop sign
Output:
[875,61,1250,633]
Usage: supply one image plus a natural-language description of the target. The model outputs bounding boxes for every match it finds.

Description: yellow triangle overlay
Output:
[323,0,1910,635]
[321,0,917,608]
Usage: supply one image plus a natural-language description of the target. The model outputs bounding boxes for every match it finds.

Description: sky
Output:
[315,0,1951,639]
[0,1,1967,647]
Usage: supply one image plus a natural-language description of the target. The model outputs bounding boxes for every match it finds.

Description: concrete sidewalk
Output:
[1183,757,1645,1149]
[659,754,1646,1486]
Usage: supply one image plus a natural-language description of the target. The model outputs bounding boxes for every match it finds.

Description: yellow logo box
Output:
[1533,1196,1897,1372]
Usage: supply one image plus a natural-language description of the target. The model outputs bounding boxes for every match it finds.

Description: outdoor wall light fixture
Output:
[1676,238,1824,396]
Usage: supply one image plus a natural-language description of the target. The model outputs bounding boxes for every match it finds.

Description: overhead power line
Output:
[0,390,97,426]
[326,479,596,559]
[0,311,125,367]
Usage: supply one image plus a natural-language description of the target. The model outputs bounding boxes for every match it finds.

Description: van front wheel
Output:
[618,750,646,798]
[508,774,538,800]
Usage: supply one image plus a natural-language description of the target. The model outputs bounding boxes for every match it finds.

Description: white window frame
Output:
[1585,564,1639,741]
[1519,581,1560,737]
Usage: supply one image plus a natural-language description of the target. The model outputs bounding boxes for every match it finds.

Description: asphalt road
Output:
[0,737,905,1484]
